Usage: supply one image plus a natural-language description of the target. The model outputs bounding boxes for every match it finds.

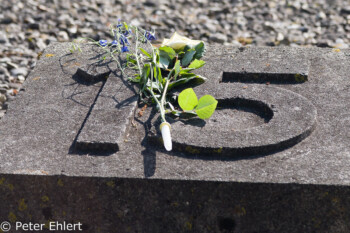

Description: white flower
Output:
[161,32,203,50]
[160,122,172,151]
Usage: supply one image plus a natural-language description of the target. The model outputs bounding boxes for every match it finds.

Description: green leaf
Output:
[168,74,206,90]
[159,46,175,69]
[181,49,196,67]
[159,46,177,57]
[178,88,198,111]
[179,72,197,78]
[128,75,141,83]
[183,45,192,53]
[193,42,206,59]
[178,51,185,58]
[153,64,163,89]
[147,80,161,90]
[159,56,169,69]
[126,54,136,63]
[174,60,181,80]
[127,58,137,66]
[157,66,163,85]
[155,50,160,63]
[195,95,218,119]
[123,22,129,31]
[141,63,151,85]
[139,48,151,58]
[188,59,205,69]
[174,60,181,74]
[179,69,188,75]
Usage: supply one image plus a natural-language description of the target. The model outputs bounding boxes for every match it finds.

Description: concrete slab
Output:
[0,44,349,184]
[1,43,350,232]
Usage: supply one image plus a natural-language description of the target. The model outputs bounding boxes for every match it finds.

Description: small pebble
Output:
[10,67,28,77]
[209,33,227,43]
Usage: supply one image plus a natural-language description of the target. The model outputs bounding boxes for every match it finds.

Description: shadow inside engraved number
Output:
[221,71,308,84]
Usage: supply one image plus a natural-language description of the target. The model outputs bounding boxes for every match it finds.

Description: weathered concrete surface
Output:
[1,175,350,233]
[1,43,350,232]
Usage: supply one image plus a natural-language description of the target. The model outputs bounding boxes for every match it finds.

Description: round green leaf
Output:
[178,88,198,111]
[195,95,218,119]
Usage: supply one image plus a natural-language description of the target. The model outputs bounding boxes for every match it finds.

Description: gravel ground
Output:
[1,0,350,117]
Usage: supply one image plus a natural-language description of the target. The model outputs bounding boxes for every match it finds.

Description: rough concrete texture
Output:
[1,175,350,233]
[1,43,350,232]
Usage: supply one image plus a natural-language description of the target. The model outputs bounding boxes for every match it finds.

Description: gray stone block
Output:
[1,43,350,232]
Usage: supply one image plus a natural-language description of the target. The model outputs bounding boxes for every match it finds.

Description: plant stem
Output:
[134,27,142,76]
[77,37,127,78]
[149,88,166,122]
[103,48,126,77]
[161,78,170,112]
[115,31,122,53]
[145,36,156,63]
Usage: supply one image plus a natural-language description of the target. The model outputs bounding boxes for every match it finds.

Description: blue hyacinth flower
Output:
[125,37,130,45]
[123,29,132,37]
[117,19,123,28]
[111,40,118,46]
[121,45,129,53]
[145,31,156,41]
[120,35,130,46]
[99,39,108,47]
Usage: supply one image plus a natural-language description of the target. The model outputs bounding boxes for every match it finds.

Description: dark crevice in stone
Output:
[221,71,308,84]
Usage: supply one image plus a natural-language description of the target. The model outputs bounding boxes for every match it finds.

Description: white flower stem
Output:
[157,71,174,151]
